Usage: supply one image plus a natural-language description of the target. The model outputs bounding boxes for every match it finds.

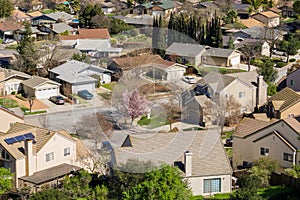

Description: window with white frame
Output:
[239,92,245,98]
[64,147,70,156]
[46,152,54,162]
[283,153,293,162]
[203,178,221,193]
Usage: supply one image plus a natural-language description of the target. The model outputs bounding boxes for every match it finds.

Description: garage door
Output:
[35,87,59,99]
[230,55,240,67]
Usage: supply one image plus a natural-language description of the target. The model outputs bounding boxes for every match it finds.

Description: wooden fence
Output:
[270,172,300,194]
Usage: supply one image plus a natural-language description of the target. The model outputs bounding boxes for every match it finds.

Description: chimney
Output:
[256,75,265,107]
[184,151,193,176]
[25,139,33,176]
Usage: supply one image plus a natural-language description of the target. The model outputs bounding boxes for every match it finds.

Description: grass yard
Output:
[257,185,298,199]
[190,193,230,200]
[137,115,168,129]
[0,98,19,108]
[199,67,246,76]
[222,130,234,139]
[97,92,111,100]
[41,9,54,14]
[5,43,18,49]
[101,83,116,91]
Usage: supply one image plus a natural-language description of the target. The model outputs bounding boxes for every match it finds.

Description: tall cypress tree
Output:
[168,12,175,46]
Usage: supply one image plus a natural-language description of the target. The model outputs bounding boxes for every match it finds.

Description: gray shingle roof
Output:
[113,131,232,176]
[75,39,122,52]
[21,76,60,88]
[166,43,205,57]
[237,26,283,39]
[113,15,153,26]
[51,22,73,34]
[19,163,81,184]
[50,60,112,84]
[227,71,267,88]
[46,11,73,21]
[142,0,175,10]
[203,47,236,58]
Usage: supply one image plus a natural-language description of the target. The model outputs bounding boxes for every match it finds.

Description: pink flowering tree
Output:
[122,89,148,125]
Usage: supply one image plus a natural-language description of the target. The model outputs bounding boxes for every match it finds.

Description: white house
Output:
[49,60,113,96]
[0,123,81,191]
[112,131,232,196]
[21,76,61,99]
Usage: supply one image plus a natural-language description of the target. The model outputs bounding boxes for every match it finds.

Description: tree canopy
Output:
[0,0,13,18]
[256,57,278,83]
[0,167,13,195]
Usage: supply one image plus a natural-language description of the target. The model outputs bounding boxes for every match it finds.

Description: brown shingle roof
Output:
[240,18,265,28]
[21,76,60,88]
[19,163,81,184]
[269,87,300,112]
[27,11,43,18]
[0,123,75,159]
[233,118,276,138]
[115,131,232,176]
[112,54,175,70]
[283,117,300,134]
[0,19,23,31]
[59,28,110,40]
[11,10,29,20]
[257,11,279,18]
[269,7,282,13]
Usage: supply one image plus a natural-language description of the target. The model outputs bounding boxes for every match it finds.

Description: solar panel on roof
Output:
[15,135,26,142]
[24,133,34,140]
[4,137,17,144]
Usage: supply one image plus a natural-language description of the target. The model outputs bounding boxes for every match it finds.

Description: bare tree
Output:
[162,99,181,131]
[239,43,261,71]
[27,94,35,113]
[225,95,242,126]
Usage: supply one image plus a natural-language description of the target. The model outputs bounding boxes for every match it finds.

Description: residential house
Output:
[141,0,177,16]
[196,1,217,9]
[232,26,284,40]
[0,49,19,68]
[239,18,264,28]
[11,10,31,22]
[266,87,300,119]
[26,11,43,19]
[49,60,112,96]
[233,117,300,168]
[0,123,81,190]
[286,68,300,92]
[268,7,282,15]
[31,0,43,11]
[222,36,270,56]
[112,131,232,196]
[0,19,23,40]
[0,107,23,133]
[252,11,280,27]
[144,62,187,81]
[108,54,173,80]
[113,15,153,29]
[196,71,268,113]
[74,39,122,58]
[32,11,74,26]
[38,23,74,35]
[21,76,61,99]
[233,4,251,19]
[0,68,30,96]
[278,1,295,17]
[165,43,206,67]
[101,2,115,14]
[202,47,241,67]
[59,28,111,41]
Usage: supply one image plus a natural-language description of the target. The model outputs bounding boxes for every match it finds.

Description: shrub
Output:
[16,94,27,101]
[11,91,16,95]
[275,62,286,68]
[289,58,296,62]
[272,57,283,63]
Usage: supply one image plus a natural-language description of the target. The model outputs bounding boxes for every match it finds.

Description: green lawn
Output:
[257,185,296,199]
[5,43,18,49]
[0,98,19,108]
[199,67,246,76]
[101,83,116,91]
[222,130,234,139]
[24,110,47,115]
[284,17,296,23]
[41,9,54,14]
[97,92,111,100]
[190,193,230,200]
[137,115,168,129]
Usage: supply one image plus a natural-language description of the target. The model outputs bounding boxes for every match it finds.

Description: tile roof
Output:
[19,163,81,184]
[240,18,265,28]
[21,76,60,88]
[59,29,110,40]
[233,117,275,138]
[114,131,232,176]
[112,54,174,70]
[269,87,300,112]
[166,43,205,57]
[256,11,279,18]
[0,123,75,159]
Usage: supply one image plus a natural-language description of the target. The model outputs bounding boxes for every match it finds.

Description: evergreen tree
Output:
[0,0,13,18]
[228,34,235,49]
[167,12,175,46]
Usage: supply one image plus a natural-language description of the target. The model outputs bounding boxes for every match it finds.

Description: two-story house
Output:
[252,11,280,27]
[286,68,300,92]
[233,117,300,168]
[0,123,81,192]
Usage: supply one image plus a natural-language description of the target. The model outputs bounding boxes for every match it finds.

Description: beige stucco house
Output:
[252,11,280,27]
[266,87,300,119]
[21,76,61,99]
[0,68,30,96]
[0,107,24,133]
[233,117,300,168]
[0,123,81,191]
[287,68,300,92]
[202,48,241,67]
[112,131,232,196]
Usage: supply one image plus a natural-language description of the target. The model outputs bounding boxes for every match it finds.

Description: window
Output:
[239,92,245,98]
[64,147,70,156]
[260,147,269,156]
[203,178,221,193]
[1,150,10,160]
[283,153,293,162]
[46,152,54,162]
[290,80,294,86]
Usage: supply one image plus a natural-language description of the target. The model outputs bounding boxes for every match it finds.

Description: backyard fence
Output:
[270,172,300,194]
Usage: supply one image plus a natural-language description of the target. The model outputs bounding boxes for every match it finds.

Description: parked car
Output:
[78,90,94,100]
[2,39,14,44]
[183,76,196,84]
[49,96,65,105]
